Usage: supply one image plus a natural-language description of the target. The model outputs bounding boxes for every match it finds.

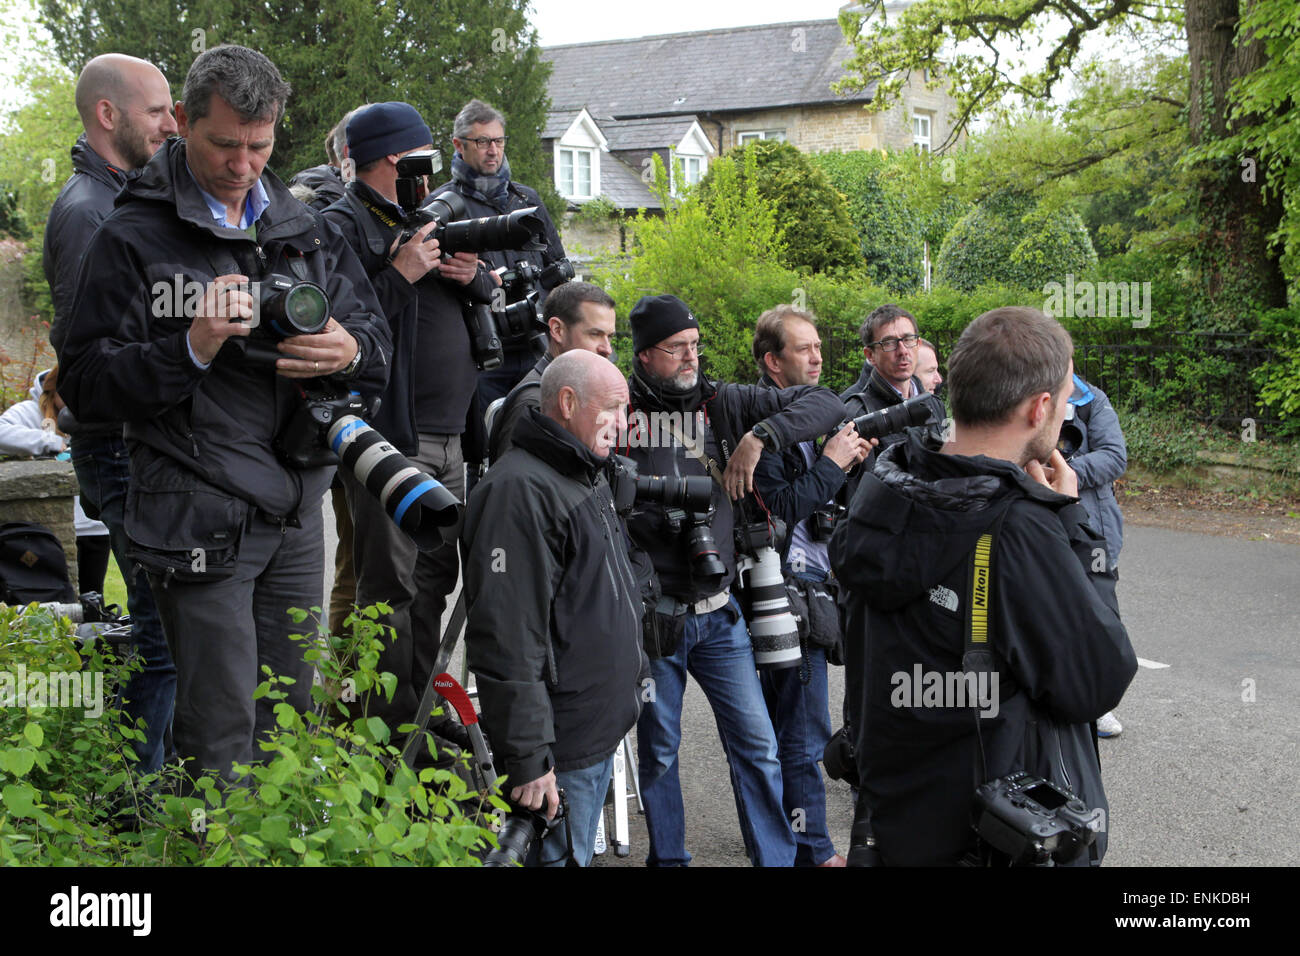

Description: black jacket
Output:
[323,181,495,451]
[829,431,1137,865]
[486,351,550,464]
[288,164,345,211]
[434,175,566,351]
[58,138,392,526]
[750,372,849,567]
[462,407,647,783]
[621,368,846,604]
[44,136,127,359]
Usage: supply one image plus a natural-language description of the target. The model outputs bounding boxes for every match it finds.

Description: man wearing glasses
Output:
[622,294,845,866]
[841,304,946,462]
[437,98,568,407]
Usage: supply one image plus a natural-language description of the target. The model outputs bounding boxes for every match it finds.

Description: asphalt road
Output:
[322,501,1300,868]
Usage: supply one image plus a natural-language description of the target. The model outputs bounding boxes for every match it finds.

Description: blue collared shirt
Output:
[182,166,270,368]
[187,163,270,229]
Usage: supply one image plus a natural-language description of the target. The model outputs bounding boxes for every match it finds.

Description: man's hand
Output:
[823,422,875,472]
[510,768,560,820]
[276,318,360,378]
[389,221,441,284]
[187,274,253,365]
[1026,448,1079,498]
[433,250,480,286]
[722,431,765,500]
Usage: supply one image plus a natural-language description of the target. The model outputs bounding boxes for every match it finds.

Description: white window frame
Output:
[912,113,932,152]
[737,129,786,146]
[557,146,595,200]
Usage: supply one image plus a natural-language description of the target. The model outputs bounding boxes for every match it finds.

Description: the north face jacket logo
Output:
[929,584,958,612]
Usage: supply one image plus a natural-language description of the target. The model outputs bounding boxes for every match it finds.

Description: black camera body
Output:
[971,771,1103,865]
[608,455,724,584]
[483,791,570,867]
[276,382,369,469]
[492,258,577,342]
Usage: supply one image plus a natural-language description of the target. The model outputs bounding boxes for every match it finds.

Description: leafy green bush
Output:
[698,140,862,276]
[936,190,1098,292]
[0,603,500,865]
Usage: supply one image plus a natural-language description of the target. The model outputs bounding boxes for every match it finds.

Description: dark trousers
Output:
[71,432,175,773]
[149,500,322,786]
[340,433,464,734]
[75,533,110,597]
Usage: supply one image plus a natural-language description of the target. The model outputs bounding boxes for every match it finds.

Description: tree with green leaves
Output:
[835,0,1289,328]
[697,140,862,276]
[35,0,562,217]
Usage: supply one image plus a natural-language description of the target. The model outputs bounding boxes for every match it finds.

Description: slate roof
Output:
[596,154,661,210]
[542,19,874,119]
[597,117,702,152]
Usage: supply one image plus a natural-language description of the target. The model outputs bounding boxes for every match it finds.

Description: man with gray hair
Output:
[43,52,179,773]
[59,44,392,786]
[436,97,568,406]
[462,350,646,865]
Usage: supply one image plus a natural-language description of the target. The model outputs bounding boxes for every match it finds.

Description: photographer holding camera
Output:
[58,45,392,785]
[322,101,498,735]
[622,294,845,867]
[750,306,872,867]
[829,307,1137,865]
[463,350,647,866]
[436,99,568,406]
[840,304,946,463]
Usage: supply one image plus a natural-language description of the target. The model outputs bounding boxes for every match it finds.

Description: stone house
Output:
[541,16,961,253]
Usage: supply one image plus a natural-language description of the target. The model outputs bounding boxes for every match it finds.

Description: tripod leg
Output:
[611,737,631,857]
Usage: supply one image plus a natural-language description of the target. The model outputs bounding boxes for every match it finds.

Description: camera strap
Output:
[963,506,1010,793]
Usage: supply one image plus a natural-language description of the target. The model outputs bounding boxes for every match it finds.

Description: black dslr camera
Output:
[492,258,577,343]
[971,771,1103,865]
[835,393,935,444]
[390,150,555,372]
[483,790,570,867]
[608,455,723,585]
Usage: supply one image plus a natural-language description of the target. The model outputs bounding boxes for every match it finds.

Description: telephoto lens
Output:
[327,416,462,551]
[739,546,801,669]
[848,393,934,442]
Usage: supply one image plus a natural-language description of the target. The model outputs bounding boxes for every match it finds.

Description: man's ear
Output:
[95,98,117,132]
[1025,390,1053,429]
[761,351,781,377]
[175,100,190,137]
[558,385,578,421]
[548,316,564,346]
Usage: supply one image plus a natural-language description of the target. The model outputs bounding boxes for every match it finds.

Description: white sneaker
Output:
[1096,711,1123,738]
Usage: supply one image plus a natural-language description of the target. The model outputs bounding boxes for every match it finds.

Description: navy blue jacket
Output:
[1064,376,1127,569]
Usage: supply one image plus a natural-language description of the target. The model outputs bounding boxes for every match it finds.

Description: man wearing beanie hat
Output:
[621,293,847,866]
[323,102,499,743]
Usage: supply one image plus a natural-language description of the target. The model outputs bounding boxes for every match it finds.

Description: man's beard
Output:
[1022,410,1060,468]
[113,113,156,171]
[665,368,698,391]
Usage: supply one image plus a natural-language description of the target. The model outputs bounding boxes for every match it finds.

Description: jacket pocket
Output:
[124,455,247,584]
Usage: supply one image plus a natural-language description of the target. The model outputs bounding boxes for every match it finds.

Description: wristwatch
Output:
[750,420,779,453]
[339,340,363,378]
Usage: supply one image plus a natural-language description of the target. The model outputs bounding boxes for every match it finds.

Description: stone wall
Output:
[0,459,81,593]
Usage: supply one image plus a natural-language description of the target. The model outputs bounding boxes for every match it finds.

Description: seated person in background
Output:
[0,366,110,594]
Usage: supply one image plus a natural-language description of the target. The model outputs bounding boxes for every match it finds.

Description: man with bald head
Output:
[44,53,177,773]
[462,350,647,865]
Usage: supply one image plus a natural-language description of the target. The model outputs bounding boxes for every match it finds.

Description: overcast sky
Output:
[528,0,850,46]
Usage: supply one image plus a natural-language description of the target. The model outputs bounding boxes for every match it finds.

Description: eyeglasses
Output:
[868,333,920,352]
[463,136,507,148]
[654,340,703,359]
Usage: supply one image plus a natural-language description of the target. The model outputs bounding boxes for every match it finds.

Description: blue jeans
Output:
[760,646,836,865]
[71,432,175,773]
[531,752,617,867]
[636,598,795,867]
